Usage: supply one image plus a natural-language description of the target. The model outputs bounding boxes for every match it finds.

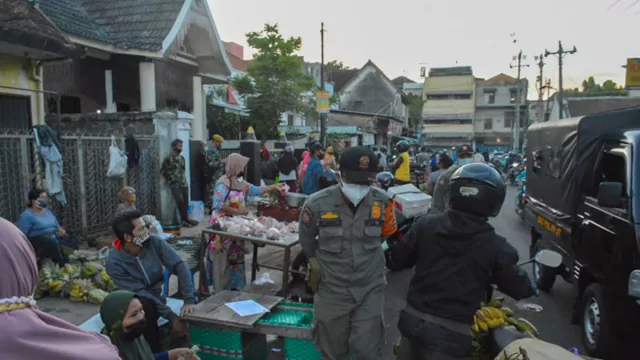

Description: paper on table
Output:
[225,300,270,317]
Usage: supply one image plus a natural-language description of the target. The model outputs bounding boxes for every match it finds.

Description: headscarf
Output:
[299,151,311,178]
[118,186,136,206]
[0,218,120,360]
[100,290,154,360]
[261,146,270,162]
[324,146,335,170]
[216,152,250,191]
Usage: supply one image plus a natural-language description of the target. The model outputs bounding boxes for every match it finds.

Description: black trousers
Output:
[170,186,190,223]
[138,296,162,353]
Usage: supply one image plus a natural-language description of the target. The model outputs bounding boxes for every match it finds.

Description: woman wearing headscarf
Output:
[298,151,310,187]
[323,146,336,170]
[100,290,197,360]
[207,153,285,290]
[115,186,137,217]
[276,145,298,192]
[0,217,121,360]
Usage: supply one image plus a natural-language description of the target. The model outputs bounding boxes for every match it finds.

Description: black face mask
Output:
[121,319,147,341]
[317,153,325,160]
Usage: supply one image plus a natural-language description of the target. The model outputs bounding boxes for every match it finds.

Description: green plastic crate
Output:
[189,327,267,360]
[279,301,314,309]
[257,310,312,327]
[284,338,322,360]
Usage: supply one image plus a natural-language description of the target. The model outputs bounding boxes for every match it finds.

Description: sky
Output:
[209,0,636,98]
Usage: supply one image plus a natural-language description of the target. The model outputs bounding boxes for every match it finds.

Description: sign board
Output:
[363,134,374,146]
[626,58,640,89]
[316,91,330,113]
[387,124,392,135]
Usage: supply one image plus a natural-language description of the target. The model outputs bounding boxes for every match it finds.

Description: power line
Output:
[623,0,640,11]
[607,0,623,10]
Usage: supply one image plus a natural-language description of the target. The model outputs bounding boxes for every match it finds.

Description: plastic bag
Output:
[252,272,275,285]
[142,215,163,234]
[188,201,205,222]
[107,135,127,178]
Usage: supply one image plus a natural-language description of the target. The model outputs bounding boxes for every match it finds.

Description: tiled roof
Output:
[391,76,415,88]
[226,51,248,72]
[567,97,640,117]
[329,69,359,92]
[477,73,518,86]
[1,0,69,44]
[38,0,185,51]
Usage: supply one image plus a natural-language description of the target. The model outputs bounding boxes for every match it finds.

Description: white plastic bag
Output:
[188,201,205,222]
[107,135,127,178]
[142,215,163,234]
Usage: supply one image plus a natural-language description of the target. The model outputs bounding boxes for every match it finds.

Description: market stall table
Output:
[201,228,299,297]
[183,290,318,360]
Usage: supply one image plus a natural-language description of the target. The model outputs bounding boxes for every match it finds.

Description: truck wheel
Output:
[531,242,557,292]
[581,283,613,357]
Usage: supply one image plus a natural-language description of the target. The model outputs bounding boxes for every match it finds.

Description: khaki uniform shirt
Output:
[298,185,396,303]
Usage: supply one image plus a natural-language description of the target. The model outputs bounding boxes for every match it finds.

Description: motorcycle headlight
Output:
[512,163,519,168]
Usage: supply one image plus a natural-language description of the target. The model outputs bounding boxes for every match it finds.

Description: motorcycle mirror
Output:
[534,250,562,268]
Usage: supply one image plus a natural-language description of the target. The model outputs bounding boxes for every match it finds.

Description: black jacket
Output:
[389,210,535,324]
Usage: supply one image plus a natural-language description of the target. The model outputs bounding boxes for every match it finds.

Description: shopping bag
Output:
[107,135,127,178]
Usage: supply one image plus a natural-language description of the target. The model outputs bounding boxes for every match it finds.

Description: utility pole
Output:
[534,54,545,123]
[544,79,553,121]
[319,22,327,146]
[510,50,529,151]
[545,41,577,119]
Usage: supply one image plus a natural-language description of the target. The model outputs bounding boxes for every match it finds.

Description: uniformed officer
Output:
[298,147,397,360]
[430,144,474,214]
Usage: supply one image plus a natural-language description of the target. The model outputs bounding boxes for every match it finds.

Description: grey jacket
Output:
[106,235,195,322]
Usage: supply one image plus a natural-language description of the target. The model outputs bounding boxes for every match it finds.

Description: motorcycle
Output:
[506,162,522,185]
[514,171,526,219]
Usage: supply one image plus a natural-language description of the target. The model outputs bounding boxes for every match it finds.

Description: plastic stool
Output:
[162,267,198,299]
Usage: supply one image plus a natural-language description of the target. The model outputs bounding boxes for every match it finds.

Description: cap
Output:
[309,142,324,152]
[285,145,294,153]
[213,134,224,143]
[339,147,378,184]
[457,144,472,155]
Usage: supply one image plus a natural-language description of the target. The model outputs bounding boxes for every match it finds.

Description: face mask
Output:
[132,233,150,246]
[204,146,210,151]
[122,319,147,341]
[36,199,49,209]
[341,183,370,206]
[458,158,473,166]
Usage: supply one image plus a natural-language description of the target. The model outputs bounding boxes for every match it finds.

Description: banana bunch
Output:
[81,262,104,279]
[93,269,116,291]
[87,288,108,304]
[68,279,95,303]
[69,250,99,263]
[471,297,539,338]
[38,261,60,292]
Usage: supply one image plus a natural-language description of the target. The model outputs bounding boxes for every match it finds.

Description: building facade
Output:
[421,66,475,148]
[474,73,528,150]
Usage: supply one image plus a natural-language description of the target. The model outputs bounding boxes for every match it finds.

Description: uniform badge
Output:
[439,178,445,186]
[319,211,341,226]
[359,156,370,169]
[371,201,382,219]
[321,212,339,220]
[301,207,312,226]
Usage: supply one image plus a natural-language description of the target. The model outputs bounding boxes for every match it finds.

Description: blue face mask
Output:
[458,158,473,166]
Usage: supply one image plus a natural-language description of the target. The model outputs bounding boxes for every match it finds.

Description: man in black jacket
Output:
[389,163,537,359]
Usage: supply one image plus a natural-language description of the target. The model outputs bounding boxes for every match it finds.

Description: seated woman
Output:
[100,290,197,360]
[207,153,285,291]
[17,188,76,265]
[106,210,196,353]
[115,186,137,217]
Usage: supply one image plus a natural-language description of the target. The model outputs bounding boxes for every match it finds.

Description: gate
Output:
[0,129,160,237]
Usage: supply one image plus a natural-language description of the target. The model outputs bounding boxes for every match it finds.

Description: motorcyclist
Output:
[391,140,411,185]
[430,144,474,214]
[415,146,431,169]
[379,146,388,170]
[388,163,538,359]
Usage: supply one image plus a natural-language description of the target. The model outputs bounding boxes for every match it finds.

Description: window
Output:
[485,92,496,104]
[504,111,515,128]
[454,94,471,100]
[426,94,449,100]
[0,94,31,129]
[287,113,294,126]
[587,149,628,210]
[510,89,518,104]
[484,119,493,130]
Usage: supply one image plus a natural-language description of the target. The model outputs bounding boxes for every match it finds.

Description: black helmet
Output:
[339,147,378,185]
[457,144,473,155]
[372,146,379,152]
[449,163,506,218]
[396,140,410,153]
[319,169,338,190]
[380,146,387,153]
[376,172,394,189]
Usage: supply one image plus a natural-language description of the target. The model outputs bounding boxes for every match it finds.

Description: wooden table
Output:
[184,290,314,340]
[201,229,299,297]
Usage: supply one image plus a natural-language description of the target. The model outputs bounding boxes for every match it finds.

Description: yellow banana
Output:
[497,317,505,326]
[475,309,487,322]
[477,319,489,332]
[516,318,539,337]
[480,307,494,320]
[500,306,514,317]
[488,307,504,320]
[505,317,518,326]
[471,323,480,333]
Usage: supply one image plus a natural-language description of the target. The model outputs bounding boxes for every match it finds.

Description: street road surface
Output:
[382,186,584,359]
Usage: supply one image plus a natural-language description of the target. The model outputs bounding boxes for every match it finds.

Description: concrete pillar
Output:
[191,76,205,140]
[105,70,117,113]
[139,62,156,111]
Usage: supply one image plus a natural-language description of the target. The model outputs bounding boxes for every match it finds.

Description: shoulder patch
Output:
[439,178,445,186]
[301,206,312,226]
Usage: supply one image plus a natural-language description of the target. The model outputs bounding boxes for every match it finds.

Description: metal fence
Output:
[0,129,160,238]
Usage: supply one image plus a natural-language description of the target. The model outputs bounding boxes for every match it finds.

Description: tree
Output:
[564,77,627,97]
[407,93,425,132]
[324,60,351,74]
[231,24,315,139]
